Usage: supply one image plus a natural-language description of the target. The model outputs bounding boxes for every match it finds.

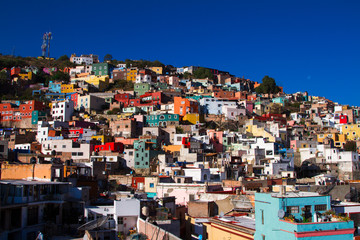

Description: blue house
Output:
[272,96,286,106]
[255,191,355,240]
[48,81,61,93]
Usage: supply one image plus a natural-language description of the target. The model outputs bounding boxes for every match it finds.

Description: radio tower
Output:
[41,32,53,58]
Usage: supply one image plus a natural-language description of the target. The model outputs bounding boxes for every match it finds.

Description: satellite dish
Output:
[278,209,285,218]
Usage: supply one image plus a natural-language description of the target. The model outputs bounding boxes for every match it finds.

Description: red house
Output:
[11,67,21,76]
[0,100,45,122]
[132,176,145,190]
[339,114,348,124]
[94,142,124,153]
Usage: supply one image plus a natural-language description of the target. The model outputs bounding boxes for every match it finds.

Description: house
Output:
[77,95,106,112]
[51,100,74,122]
[0,100,46,128]
[254,190,355,240]
[109,118,137,138]
[70,54,98,65]
[222,105,247,120]
[0,180,84,240]
[134,83,152,96]
[92,62,115,77]
[342,124,360,141]
[199,98,237,115]
[174,97,199,117]
[203,216,255,240]
[126,68,138,81]
[145,113,179,127]
[133,140,163,170]
[41,139,91,162]
[94,142,124,153]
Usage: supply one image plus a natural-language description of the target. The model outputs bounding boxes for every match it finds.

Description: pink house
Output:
[156,183,206,205]
[207,130,224,153]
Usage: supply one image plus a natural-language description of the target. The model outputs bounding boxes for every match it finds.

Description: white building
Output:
[199,98,237,115]
[83,198,140,236]
[14,143,31,150]
[69,65,92,77]
[41,139,91,161]
[222,105,246,120]
[36,121,69,143]
[51,100,74,122]
[70,54,98,65]
[183,167,210,182]
[135,74,152,84]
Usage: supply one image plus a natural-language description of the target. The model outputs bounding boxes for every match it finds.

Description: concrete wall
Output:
[1,164,52,181]
[138,218,182,240]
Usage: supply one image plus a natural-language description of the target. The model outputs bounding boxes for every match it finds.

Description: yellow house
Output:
[144,177,158,197]
[183,113,200,125]
[85,75,109,91]
[91,135,113,144]
[317,132,347,147]
[203,218,254,240]
[149,67,163,75]
[126,68,137,82]
[19,72,33,80]
[342,124,360,141]
[61,84,75,93]
[246,124,276,142]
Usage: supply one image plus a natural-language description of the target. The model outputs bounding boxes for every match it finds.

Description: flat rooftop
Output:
[270,191,322,198]
[217,216,255,230]
[0,180,71,186]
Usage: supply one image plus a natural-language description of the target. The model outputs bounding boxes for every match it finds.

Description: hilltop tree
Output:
[255,76,281,94]
[104,54,113,62]
[57,55,70,61]
[193,67,214,80]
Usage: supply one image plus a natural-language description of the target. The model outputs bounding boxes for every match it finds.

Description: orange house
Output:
[174,97,199,117]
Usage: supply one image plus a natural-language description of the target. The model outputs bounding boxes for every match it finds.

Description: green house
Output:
[134,83,151,97]
[145,114,179,127]
[92,63,115,77]
[134,139,163,169]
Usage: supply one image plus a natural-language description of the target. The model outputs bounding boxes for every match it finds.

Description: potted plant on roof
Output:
[284,214,295,222]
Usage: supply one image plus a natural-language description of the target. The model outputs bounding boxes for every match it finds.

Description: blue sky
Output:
[1,0,360,106]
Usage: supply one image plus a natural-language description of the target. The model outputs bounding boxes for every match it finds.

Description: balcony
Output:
[278,219,354,238]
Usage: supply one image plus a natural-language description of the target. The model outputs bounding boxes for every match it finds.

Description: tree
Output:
[182,72,192,79]
[193,67,214,80]
[344,141,357,152]
[57,55,69,61]
[104,54,113,62]
[51,71,70,83]
[255,76,281,94]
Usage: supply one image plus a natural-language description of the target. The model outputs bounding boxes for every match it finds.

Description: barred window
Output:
[315,204,327,211]
[286,206,299,214]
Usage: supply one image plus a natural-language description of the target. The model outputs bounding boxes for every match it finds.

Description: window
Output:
[286,206,299,214]
[129,151,133,156]
[315,204,327,211]
[118,217,123,224]
[261,209,264,224]
[150,183,154,188]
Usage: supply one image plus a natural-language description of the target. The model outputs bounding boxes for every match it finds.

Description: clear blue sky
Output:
[1,0,360,106]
